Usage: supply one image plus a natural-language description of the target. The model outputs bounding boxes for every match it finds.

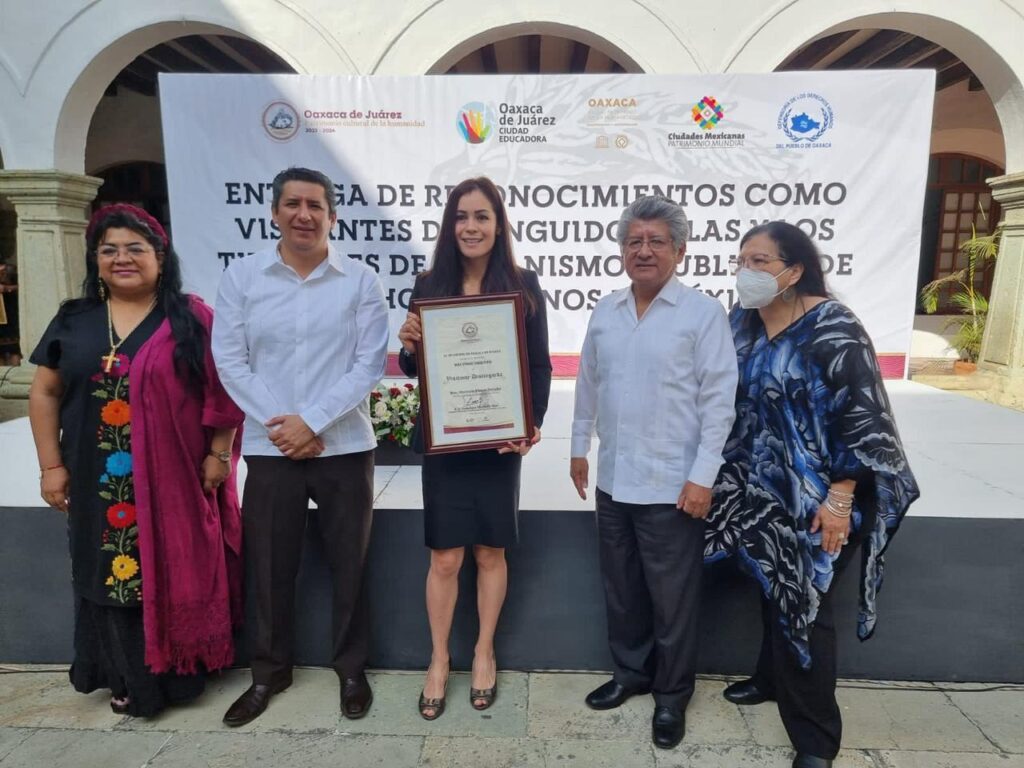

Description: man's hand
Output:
[570,457,589,500]
[265,414,317,457]
[677,481,712,519]
[289,437,326,460]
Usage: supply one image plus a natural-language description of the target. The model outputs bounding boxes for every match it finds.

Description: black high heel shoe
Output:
[470,654,498,711]
[418,664,449,721]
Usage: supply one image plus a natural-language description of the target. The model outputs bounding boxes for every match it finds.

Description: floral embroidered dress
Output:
[705,300,920,668]
[31,302,165,607]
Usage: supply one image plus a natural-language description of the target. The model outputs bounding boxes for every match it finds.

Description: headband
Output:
[87,203,169,250]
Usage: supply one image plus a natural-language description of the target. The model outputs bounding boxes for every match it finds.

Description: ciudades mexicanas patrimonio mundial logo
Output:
[457,102,494,143]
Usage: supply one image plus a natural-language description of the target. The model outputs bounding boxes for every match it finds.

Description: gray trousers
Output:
[596,488,705,710]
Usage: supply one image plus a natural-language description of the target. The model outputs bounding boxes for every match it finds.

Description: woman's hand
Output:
[201,455,231,493]
[398,311,422,354]
[40,466,70,513]
[498,427,541,456]
[810,503,852,555]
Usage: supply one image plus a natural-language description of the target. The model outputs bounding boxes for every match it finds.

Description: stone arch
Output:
[23,3,354,172]
[373,0,703,75]
[722,2,1024,170]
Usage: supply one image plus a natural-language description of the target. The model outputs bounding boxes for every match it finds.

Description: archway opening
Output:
[443,33,633,74]
[776,26,1007,367]
[83,33,295,227]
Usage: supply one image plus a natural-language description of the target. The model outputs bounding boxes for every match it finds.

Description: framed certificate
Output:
[412,292,535,454]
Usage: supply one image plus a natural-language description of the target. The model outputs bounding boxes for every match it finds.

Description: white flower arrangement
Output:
[369,382,419,448]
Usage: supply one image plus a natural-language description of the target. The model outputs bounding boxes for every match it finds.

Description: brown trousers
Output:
[242,451,374,686]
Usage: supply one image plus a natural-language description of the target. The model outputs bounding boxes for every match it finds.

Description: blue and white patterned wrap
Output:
[706,300,920,669]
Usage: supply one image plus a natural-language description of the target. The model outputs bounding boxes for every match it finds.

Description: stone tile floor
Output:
[0,668,1021,767]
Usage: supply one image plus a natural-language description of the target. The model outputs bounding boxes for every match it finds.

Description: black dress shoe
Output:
[722,677,775,705]
[341,672,373,719]
[223,681,289,727]
[792,753,832,768]
[651,706,685,749]
[584,679,651,710]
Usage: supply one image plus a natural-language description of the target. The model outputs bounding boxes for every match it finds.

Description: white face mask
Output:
[735,266,793,309]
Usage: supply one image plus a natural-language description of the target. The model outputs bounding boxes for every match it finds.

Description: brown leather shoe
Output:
[222,682,289,727]
[340,672,373,719]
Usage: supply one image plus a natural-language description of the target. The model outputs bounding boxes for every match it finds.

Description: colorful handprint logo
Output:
[457,102,494,144]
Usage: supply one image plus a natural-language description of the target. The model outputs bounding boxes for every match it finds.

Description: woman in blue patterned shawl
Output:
[706,222,919,768]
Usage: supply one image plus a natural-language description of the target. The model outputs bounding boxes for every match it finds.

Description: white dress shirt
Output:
[571,278,738,504]
[212,245,389,456]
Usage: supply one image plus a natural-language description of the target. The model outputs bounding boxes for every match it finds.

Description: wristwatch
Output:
[209,449,231,463]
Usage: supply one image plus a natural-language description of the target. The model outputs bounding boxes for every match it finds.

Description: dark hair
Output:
[271,167,336,216]
[740,221,831,299]
[81,208,206,390]
[422,177,536,314]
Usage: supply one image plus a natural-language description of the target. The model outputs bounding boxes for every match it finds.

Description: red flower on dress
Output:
[106,502,136,529]
[104,354,131,378]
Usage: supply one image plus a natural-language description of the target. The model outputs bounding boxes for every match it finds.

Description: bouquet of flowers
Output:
[369,382,419,447]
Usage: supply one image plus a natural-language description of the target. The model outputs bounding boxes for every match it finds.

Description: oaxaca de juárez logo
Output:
[777,92,833,145]
[262,101,300,142]
[457,102,494,144]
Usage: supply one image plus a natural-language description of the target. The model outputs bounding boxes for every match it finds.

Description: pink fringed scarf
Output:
[130,296,244,674]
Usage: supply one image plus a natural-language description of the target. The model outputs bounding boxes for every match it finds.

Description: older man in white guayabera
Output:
[570,195,738,751]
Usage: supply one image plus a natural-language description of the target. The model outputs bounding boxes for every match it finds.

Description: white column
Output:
[0,170,102,399]
[978,172,1024,408]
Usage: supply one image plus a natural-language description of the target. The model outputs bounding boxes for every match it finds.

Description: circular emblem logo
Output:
[457,102,495,144]
[263,101,300,142]
[778,93,833,143]
[461,322,479,338]
[614,134,629,148]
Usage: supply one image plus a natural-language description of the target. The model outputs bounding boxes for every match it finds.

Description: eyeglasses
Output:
[97,244,156,259]
[733,253,782,270]
[624,237,673,254]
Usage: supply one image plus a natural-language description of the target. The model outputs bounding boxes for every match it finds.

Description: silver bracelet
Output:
[824,498,852,517]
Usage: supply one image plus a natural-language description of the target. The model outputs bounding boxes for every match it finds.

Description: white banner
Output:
[160,71,934,377]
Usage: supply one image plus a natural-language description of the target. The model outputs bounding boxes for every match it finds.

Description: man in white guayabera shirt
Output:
[213,167,388,727]
[570,195,737,750]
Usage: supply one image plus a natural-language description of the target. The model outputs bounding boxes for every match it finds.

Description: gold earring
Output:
[98,280,107,301]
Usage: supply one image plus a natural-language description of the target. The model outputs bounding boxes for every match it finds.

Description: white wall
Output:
[2,0,1024,174]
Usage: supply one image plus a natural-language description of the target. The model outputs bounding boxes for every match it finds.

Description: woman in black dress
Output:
[28,204,243,717]
[398,177,551,719]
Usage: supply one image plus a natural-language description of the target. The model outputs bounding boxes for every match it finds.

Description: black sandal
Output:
[110,695,131,715]
[470,676,498,710]
[418,665,449,721]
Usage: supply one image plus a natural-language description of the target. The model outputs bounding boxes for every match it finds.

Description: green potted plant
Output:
[369,382,422,464]
[920,225,999,373]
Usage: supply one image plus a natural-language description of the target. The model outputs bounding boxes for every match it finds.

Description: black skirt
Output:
[70,596,205,717]
[421,449,522,549]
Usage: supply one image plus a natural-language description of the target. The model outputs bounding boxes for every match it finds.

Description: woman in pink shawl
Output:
[28,204,244,717]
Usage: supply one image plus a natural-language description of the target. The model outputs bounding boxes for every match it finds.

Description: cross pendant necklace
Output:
[103,296,158,373]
